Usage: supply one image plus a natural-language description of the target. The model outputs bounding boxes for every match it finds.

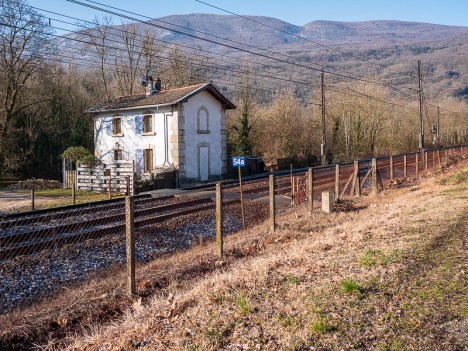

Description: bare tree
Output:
[0,0,52,177]
[112,23,143,95]
[80,16,113,100]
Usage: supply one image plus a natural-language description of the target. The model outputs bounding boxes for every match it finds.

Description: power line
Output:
[64,0,402,87]
[195,0,414,78]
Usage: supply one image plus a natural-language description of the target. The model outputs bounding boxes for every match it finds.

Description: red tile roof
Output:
[86,82,235,113]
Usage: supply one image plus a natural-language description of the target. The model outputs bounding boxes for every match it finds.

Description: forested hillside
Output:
[1,0,467,180]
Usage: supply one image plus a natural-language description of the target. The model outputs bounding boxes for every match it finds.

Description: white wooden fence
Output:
[74,161,135,195]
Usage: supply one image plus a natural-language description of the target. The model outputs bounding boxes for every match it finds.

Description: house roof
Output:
[85,82,236,113]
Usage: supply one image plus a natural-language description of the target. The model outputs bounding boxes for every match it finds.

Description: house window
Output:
[143,115,153,133]
[114,149,123,161]
[143,148,153,173]
[113,116,122,135]
[197,106,210,134]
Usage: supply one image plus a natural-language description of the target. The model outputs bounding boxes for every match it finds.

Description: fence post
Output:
[307,168,313,214]
[445,149,448,163]
[432,151,435,170]
[72,180,76,205]
[415,153,419,176]
[108,174,112,200]
[403,155,407,178]
[216,183,223,257]
[125,196,136,295]
[31,188,35,211]
[269,175,276,233]
[372,158,378,194]
[354,161,361,197]
[425,152,428,174]
[335,164,340,202]
[126,176,130,196]
[437,150,441,169]
[389,156,394,181]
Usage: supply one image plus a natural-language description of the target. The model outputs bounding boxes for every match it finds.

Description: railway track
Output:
[0,149,452,260]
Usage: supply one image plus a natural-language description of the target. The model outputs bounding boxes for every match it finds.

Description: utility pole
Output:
[418,59,424,151]
[321,72,327,166]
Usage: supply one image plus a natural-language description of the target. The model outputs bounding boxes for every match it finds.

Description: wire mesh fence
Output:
[0,145,466,314]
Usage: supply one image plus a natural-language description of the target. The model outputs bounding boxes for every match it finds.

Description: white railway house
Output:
[86,82,236,186]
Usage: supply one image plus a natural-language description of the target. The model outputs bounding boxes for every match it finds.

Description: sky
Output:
[27,0,468,30]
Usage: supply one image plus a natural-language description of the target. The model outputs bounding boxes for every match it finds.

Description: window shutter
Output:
[135,115,143,134]
[105,119,112,135]
[135,149,144,173]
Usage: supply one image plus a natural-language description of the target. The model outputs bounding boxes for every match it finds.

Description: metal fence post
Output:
[216,183,223,257]
[335,164,340,202]
[389,156,394,181]
[403,155,407,178]
[269,175,276,233]
[126,196,136,295]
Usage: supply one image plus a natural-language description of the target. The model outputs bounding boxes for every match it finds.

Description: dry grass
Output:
[2,159,467,350]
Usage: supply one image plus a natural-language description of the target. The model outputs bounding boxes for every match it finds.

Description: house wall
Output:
[93,105,175,171]
[180,90,227,183]
[93,90,227,187]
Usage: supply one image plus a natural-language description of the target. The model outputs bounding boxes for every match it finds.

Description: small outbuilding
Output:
[86,82,236,187]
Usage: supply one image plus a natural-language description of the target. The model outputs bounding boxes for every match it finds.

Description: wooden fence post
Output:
[126,176,130,196]
[389,156,394,181]
[353,161,361,197]
[31,188,35,211]
[72,180,76,205]
[445,149,448,163]
[216,183,223,257]
[126,196,135,295]
[335,164,340,202]
[307,168,313,214]
[425,152,428,174]
[403,155,407,178]
[269,175,276,233]
[291,175,296,206]
[437,150,441,169]
[432,151,435,170]
[415,153,419,176]
[108,174,112,200]
[372,158,378,194]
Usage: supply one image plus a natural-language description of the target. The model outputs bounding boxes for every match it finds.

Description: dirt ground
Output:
[1,159,467,350]
[0,191,66,213]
